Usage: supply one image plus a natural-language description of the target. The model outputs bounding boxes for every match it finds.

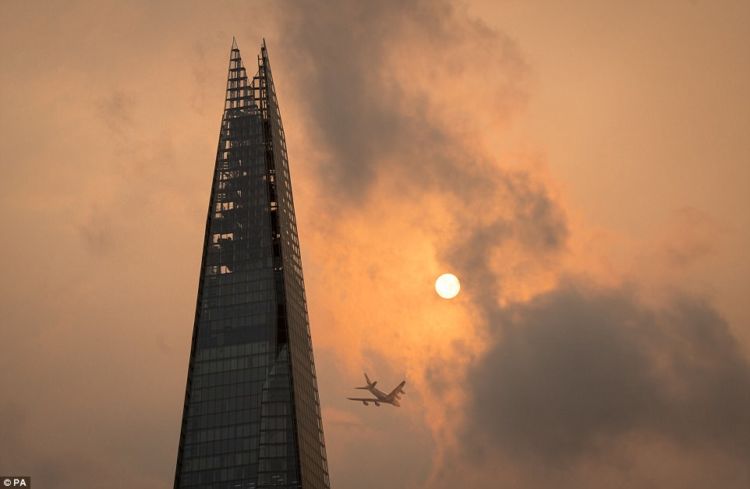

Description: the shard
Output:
[174,39,331,489]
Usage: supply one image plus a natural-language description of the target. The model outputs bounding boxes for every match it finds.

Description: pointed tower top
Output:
[225,37,250,111]
[260,38,270,66]
[229,37,242,65]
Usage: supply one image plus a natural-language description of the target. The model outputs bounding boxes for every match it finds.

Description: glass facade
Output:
[174,40,330,489]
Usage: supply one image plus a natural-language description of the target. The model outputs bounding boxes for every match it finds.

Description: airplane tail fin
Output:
[356,372,376,389]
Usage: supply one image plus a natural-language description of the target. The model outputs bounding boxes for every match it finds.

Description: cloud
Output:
[275,0,530,205]
[460,280,750,469]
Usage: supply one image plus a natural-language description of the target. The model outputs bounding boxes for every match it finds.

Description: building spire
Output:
[225,38,249,110]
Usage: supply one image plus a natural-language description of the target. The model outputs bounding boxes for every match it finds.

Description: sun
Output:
[435,273,460,299]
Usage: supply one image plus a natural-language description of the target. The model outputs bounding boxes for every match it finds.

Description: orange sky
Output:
[1,1,749,488]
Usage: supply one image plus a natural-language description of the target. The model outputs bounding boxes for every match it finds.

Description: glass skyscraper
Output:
[173,40,330,489]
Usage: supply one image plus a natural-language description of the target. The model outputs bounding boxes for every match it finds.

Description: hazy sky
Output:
[1,1,748,488]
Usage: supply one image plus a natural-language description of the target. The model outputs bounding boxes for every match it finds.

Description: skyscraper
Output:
[174,40,330,489]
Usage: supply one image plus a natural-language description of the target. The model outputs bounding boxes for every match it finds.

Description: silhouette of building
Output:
[174,39,330,489]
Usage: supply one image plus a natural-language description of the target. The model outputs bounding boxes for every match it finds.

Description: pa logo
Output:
[2,477,29,487]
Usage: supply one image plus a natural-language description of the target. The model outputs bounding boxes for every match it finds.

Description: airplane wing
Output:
[387,381,406,399]
[347,397,382,406]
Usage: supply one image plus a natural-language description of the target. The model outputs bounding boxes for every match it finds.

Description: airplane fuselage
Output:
[365,386,400,406]
[368,386,387,400]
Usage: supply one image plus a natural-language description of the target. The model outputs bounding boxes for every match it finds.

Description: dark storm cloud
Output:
[462,281,750,464]
[275,0,529,203]
[276,0,405,197]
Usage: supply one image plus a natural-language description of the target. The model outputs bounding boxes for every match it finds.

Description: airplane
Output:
[347,373,406,407]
